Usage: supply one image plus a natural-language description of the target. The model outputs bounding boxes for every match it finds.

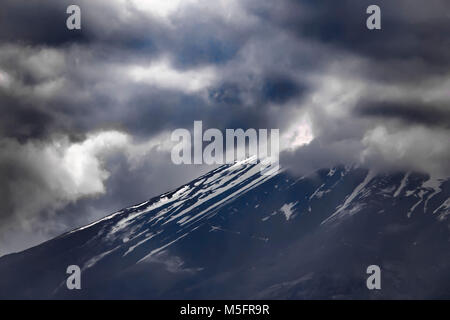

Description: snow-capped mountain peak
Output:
[0,162,449,299]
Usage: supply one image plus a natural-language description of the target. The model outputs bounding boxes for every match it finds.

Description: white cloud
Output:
[126,57,217,93]
[20,48,66,80]
[0,126,208,256]
[0,130,175,248]
[281,115,314,150]
[0,132,127,226]
[0,69,12,88]
[362,126,450,176]
[114,0,250,24]
[127,0,197,18]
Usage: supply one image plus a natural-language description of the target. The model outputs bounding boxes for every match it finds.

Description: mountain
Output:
[0,159,449,299]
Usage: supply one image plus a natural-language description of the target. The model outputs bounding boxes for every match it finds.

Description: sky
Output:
[0,0,449,255]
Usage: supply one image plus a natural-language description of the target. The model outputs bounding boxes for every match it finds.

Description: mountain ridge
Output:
[0,160,449,299]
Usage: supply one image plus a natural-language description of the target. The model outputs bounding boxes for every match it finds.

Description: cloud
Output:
[355,101,450,129]
[279,59,450,177]
[0,131,123,221]
[361,126,450,176]
[126,57,218,93]
[0,130,181,254]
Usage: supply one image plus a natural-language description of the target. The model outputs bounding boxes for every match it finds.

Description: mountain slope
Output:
[0,160,449,299]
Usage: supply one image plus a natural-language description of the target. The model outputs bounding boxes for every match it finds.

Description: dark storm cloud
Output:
[0,0,88,46]
[356,101,450,129]
[208,73,308,112]
[252,0,450,81]
[261,74,305,104]
[0,0,242,66]
[0,90,54,141]
[257,0,450,176]
[0,0,259,142]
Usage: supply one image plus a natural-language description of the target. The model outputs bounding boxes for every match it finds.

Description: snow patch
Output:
[322,170,375,224]
[394,172,410,197]
[279,202,298,221]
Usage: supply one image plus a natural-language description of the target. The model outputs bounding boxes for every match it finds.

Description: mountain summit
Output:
[0,160,449,299]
